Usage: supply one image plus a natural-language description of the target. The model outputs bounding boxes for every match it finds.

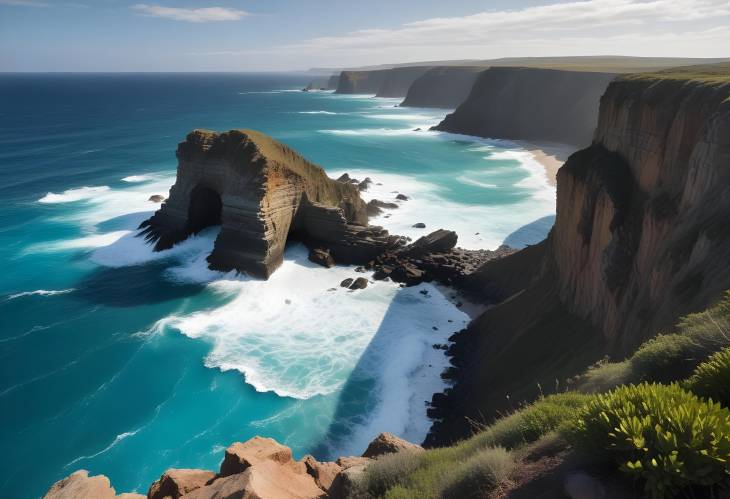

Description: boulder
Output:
[148,469,216,499]
[149,195,166,203]
[349,277,369,290]
[366,199,398,217]
[327,463,368,499]
[219,437,295,477]
[340,278,354,288]
[412,222,426,228]
[357,178,372,191]
[395,194,409,201]
[182,461,323,499]
[361,432,423,458]
[302,455,342,492]
[402,229,457,257]
[334,456,371,469]
[308,248,335,268]
[44,470,116,499]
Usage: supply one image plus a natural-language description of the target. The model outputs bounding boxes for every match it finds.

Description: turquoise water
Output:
[0,74,555,498]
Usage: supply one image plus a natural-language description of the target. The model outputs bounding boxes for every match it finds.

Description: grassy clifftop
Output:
[627,61,730,83]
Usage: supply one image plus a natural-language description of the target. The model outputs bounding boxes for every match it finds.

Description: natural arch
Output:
[187,185,222,234]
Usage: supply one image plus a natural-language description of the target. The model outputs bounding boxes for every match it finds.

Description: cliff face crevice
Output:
[434,67,618,147]
[141,129,398,278]
[427,75,730,445]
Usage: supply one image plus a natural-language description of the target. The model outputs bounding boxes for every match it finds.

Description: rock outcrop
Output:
[434,67,617,147]
[45,434,425,499]
[426,69,730,445]
[140,129,400,278]
[400,66,483,109]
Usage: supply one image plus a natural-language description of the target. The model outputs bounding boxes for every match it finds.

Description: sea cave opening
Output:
[187,184,222,234]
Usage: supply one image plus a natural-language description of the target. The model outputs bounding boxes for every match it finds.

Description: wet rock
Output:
[412,222,426,228]
[358,177,372,191]
[148,469,215,499]
[366,199,399,216]
[340,278,354,288]
[403,229,457,256]
[148,194,165,203]
[308,248,335,268]
[396,194,409,201]
[349,277,369,290]
[361,432,424,458]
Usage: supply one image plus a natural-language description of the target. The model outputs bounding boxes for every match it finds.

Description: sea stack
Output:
[140,129,400,278]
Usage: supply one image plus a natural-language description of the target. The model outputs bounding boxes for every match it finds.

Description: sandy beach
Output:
[515,140,577,187]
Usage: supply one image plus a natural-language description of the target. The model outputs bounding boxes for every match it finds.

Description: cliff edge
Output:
[427,67,730,444]
[434,67,617,147]
[400,66,483,109]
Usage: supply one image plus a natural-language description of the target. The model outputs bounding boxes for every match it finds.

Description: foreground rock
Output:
[45,434,425,499]
[361,432,424,458]
[44,470,143,499]
[140,129,400,279]
[148,469,215,499]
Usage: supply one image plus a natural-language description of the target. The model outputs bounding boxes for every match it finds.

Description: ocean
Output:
[0,73,555,498]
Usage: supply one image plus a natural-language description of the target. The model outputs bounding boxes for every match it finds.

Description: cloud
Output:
[0,0,49,6]
[132,4,248,22]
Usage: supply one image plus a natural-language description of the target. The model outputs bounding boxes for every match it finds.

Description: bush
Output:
[439,447,514,499]
[464,392,590,452]
[568,383,730,498]
[358,450,422,498]
[685,347,730,406]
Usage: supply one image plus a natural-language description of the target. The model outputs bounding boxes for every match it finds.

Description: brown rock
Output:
[366,199,399,217]
[183,461,323,499]
[402,229,457,257]
[219,436,294,477]
[148,469,216,499]
[308,248,335,268]
[395,194,409,201]
[118,495,145,499]
[302,455,342,492]
[44,470,117,499]
[327,463,368,499]
[334,456,371,469]
[149,195,165,203]
[348,277,369,290]
[361,432,423,458]
[340,278,354,288]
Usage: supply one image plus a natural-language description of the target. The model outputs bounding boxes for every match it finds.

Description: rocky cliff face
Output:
[400,66,483,109]
[335,67,430,97]
[141,129,399,278]
[427,73,730,445]
[434,67,617,147]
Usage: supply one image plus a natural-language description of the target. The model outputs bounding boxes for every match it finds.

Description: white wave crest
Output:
[122,175,151,183]
[39,186,110,204]
[6,288,75,300]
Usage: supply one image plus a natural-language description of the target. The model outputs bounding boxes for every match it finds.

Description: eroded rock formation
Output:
[335,67,431,97]
[434,67,618,147]
[141,129,400,278]
[400,66,483,109]
[427,71,730,445]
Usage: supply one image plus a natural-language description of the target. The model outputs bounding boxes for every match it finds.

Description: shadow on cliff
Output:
[308,283,460,460]
[502,215,555,249]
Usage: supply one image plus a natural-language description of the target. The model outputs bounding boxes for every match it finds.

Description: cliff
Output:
[400,66,483,109]
[335,67,430,97]
[305,74,339,90]
[140,129,400,278]
[427,69,730,444]
[434,67,617,147]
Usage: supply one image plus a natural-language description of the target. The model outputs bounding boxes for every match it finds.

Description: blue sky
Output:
[1,0,729,71]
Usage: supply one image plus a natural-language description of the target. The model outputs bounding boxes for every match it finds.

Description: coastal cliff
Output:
[335,67,430,97]
[428,69,730,444]
[400,66,482,109]
[140,129,400,278]
[434,67,617,147]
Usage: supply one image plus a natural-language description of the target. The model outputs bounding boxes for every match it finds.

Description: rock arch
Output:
[140,129,399,278]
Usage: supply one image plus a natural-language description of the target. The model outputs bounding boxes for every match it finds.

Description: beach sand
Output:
[515,140,577,187]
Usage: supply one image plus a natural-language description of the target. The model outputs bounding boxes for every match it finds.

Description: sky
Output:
[1,0,729,71]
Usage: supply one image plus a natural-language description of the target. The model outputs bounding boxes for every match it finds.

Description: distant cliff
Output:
[305,73,339,90]
[400,66,483,109]
[427,70,730,445]
[434,67,617,147]
[335,67,430,97]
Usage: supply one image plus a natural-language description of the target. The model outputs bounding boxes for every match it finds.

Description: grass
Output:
[626,61,730,84]
[571,292,730,393]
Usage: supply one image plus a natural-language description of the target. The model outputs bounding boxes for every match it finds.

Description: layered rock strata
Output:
[434,67,617,147]
[427,71,730,445]
[140,129,400,278]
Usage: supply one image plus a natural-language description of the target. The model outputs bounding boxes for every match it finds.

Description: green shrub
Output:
[439,447,514,499]
[685,347,730,406]
[463,392,590,452]
[358,450,422,498]
[568,383,730,498]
